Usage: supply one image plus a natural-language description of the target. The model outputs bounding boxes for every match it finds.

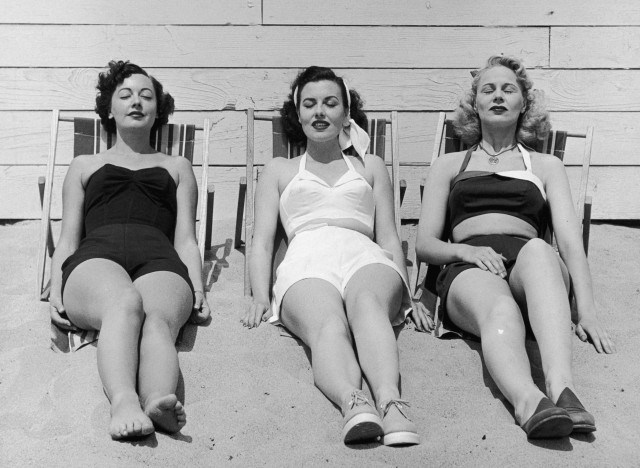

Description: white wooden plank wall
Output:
[1,0,639,220]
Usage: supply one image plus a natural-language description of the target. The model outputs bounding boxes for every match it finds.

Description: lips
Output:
[312,121,329,130]
[490,106,507,112]
[128,111,144,117]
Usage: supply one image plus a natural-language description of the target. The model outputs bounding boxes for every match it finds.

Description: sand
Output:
[1,219,639,467]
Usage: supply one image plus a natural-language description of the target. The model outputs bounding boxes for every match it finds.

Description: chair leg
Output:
[399,179,407,206]
[205,186,215,252]
[235,177,247,249]
[582,196,592,257]
[38,176,55,257]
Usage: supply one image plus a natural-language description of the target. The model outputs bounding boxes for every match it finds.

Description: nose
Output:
[131,94,142,107]
[493,90,505,102]
[313,103,325,116]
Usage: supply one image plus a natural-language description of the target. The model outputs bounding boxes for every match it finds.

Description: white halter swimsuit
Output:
[269,152,412,325]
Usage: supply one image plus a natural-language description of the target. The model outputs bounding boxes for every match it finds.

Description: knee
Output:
[519,238,557,264]
[483,297,526,336]
[109,288,144,324]
[313,315,351,346]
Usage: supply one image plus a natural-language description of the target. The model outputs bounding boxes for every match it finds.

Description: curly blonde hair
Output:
[452,55,551,146]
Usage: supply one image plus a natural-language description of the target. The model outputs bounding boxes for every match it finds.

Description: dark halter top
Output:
[447,144,550,237]
[83,164,178,241]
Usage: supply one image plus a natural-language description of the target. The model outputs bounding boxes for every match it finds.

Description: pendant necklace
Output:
[479,142,517,165]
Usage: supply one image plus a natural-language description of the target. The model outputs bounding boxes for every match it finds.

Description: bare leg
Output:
[280,279,362,409]
[447,269,546,425]
[344,264,403,406]
[134,271,192,433]
[509,239,574,402]
[64,259,154,440]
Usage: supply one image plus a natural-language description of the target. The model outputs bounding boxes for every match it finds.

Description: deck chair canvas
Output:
[37,110,213,352]
[412,113,594,338]
[237,109,403,297]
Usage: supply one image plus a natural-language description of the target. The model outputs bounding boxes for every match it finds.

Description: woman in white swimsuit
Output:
[242,66,419,446]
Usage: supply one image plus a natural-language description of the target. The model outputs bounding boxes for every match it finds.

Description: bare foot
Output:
[109,392,155,440]
[144,394,186,433]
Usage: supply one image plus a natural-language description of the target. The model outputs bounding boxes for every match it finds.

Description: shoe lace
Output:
[346,390,371,410]
[380,399,411,418]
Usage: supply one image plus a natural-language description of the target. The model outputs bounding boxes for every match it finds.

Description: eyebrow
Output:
[480,82,518,88]
[117,87,154,93]
[302,95,339,101]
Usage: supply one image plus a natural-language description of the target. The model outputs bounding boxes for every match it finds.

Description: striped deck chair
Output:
[37,110,213,352]
[412,112,594,338]
[237,108,403,297]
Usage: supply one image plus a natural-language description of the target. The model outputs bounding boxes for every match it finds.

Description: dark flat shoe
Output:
[556,387,596,433]
[521,397,573,439]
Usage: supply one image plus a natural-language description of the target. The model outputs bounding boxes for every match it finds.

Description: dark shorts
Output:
[435,234,531,334]
[61,223,194,302]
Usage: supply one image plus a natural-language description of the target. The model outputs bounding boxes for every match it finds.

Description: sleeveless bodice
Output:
[83,164,178,241]
[279,153,375,239]
[447,144,550,236]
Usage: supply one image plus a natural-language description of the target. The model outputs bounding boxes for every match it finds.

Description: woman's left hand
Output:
[190,291,211,324]
[575,315,616,354]
[408,298,435,333]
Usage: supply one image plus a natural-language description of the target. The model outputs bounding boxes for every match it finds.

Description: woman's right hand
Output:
[458,244,507,278]
[242,299,272,329]
[49,296,78,331]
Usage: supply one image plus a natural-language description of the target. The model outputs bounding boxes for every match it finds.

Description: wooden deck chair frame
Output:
[238,108,402,297]
[37,110,213,350]
[411,112,594,337]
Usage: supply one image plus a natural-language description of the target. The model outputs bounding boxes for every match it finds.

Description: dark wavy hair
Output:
[95,60,175,134]
[280,66,368,148]
[452,55,551,146]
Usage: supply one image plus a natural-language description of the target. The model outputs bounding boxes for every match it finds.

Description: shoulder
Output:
[362,153,385,171]
[529,151,565,180]
[68,154,103,182]
[430,150,466,177]
[168,153,193,172]
[263,155,300,176]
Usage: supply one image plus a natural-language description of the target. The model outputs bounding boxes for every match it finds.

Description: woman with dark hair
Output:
[49,60,210,440]
[414,55,615,438]
[242,66,419,446]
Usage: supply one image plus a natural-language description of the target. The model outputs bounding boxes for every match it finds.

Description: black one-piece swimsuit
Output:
[61,164,194,299]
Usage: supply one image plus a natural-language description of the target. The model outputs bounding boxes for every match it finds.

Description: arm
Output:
[369,154,408,284]
[544,156,615,353]
[173,157,210,323]
[242,159,282,328]
[49,157,86,330]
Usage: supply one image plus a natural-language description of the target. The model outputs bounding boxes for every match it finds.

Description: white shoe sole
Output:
[383,431,420,446]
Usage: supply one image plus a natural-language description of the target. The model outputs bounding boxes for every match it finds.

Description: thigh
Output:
[446,268,520,337]
[281,279,349,346]
[133,271,193,333]
[508,240,571,305]
[63,258,138,330]
[343,264,403,322]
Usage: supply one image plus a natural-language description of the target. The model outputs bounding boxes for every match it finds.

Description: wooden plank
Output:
[2,68,639,113]
[0,25,548,68]
[3,110,640,167]
[4,165,640,220]
[3,165,247,221]
[393,166,640,221]
[1,0,261,25]
[264,0,640,26]
[552,27,640,68]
